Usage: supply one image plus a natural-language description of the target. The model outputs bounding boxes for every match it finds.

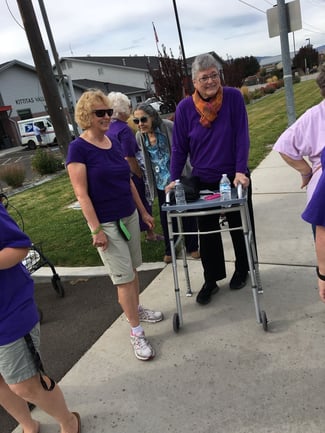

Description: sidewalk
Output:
[14,150,325,433]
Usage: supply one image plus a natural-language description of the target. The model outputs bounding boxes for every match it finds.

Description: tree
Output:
[147,46,185,104]
[292,45,319,73]
[222,56,260,87]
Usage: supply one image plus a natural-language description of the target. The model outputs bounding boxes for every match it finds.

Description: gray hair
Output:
[107,91,131,118]
[316,63,325,98]
[134,102,162,130]
[191,53,219,80]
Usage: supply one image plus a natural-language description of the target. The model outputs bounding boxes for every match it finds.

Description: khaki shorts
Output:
[0,323,40,385]
[97,210,142,285]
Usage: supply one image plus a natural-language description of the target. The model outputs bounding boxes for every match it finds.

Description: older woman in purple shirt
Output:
[167,53,256,305]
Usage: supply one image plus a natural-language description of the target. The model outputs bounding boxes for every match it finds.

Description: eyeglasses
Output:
[197,73,220,84]
[92,109,114,117]
[133,116,148,125]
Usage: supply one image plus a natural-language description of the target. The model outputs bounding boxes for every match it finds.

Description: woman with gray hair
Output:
[273,63,325,234]
[166,52,255,304]
[133,102,199,263]
[107,92,163,241]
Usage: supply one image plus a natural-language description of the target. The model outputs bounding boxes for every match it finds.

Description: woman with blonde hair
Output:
[66,89,163,361]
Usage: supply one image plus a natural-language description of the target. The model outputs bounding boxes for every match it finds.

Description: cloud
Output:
[1,0,324,66]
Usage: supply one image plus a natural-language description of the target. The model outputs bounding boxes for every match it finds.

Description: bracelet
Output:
[316,267,325,281]
[91,225,102,235]
[301,172,312,178]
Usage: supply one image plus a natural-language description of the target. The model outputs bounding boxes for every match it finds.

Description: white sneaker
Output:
[130,333,155,361]
[138,305,164,323]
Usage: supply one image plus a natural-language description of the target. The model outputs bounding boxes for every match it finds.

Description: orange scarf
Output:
[192,87,223,128]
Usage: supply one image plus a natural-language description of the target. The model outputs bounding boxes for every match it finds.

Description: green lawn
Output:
[5,79,322,266]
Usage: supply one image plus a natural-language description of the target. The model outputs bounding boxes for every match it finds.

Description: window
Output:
[17,109,32,120]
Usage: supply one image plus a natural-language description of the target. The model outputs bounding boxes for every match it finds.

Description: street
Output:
[0,146,63,191]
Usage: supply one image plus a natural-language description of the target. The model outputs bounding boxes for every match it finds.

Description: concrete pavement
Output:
[12,150,325,433]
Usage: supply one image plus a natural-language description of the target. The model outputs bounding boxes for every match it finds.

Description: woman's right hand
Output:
[165,181,176,194]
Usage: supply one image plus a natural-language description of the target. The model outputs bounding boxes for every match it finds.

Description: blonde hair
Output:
[75,89,110,129]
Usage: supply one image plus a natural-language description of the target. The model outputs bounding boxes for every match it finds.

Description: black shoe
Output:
[229,270,248,290]
[196,283,219,305]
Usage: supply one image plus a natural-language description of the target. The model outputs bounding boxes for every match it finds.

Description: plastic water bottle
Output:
[219,174,231,204]
[175,179,187,206]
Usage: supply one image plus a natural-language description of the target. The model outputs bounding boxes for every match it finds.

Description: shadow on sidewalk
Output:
[1,269,162,433]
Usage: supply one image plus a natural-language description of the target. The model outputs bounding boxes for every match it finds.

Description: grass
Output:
[5,79,322,266]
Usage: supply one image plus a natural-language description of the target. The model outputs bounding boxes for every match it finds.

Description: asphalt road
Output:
[0,146,63,191]
[0,269,162,433]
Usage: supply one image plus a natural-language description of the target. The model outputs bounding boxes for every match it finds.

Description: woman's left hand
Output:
[142,212,155,230]
[92,232,108,251]
[234,172,250,189]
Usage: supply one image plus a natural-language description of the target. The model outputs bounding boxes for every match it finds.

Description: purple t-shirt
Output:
[0,204,39,345]
[108,119,139,157]
[171,87,250,183]
[302,148,325,226]
[66,135,135,222]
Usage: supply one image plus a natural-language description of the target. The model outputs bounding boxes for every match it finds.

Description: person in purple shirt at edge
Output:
[66,89,163,362]
[166,53,256,305]
[106,91,163,242]
[302,147,325,303]
[0,203,81,433]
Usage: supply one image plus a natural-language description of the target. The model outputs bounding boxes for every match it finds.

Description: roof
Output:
[72,79,146,95]
[0,59,36,73]
[60,56,160,71]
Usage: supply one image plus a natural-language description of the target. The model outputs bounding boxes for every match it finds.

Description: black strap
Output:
[316,267,325,281]
[24,333,55,391]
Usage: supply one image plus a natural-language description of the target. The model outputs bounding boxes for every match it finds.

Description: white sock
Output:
[131,325,144,336]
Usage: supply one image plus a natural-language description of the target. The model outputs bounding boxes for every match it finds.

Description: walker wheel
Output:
[173,313,180,333]
[261,310,268,331]
[51,274,65,297]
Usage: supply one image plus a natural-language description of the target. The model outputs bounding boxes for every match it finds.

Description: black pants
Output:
[157,189,198,256]
[198,175,256,284]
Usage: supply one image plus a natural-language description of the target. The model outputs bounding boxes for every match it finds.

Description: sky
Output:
[1,0,325,66]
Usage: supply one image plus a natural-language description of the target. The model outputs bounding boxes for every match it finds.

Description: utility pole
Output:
[172,0,193,95]
[17,0,72,156]
[38,0,79,138]
[277,0,296,125]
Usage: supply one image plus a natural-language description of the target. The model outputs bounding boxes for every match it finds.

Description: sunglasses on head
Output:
[92,109,114,118]
[133,116,148,125]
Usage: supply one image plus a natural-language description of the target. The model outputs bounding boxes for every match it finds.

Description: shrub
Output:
[292,75,301,84]
[0,163,26,187]
[31,149,64,176]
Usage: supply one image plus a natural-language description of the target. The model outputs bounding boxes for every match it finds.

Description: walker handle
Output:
[237,182,243,199]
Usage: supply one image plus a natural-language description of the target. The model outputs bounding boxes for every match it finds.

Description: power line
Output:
[238,0,266,14]
[5,0,24,30]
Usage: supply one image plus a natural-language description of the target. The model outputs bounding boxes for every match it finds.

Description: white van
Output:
[17,115,74,150]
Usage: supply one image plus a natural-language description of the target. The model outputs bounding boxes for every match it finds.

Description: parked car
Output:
[145,97,173,115]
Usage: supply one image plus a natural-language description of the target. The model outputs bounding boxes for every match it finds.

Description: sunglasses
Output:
[92,109,114,118]
[133,116,148,125]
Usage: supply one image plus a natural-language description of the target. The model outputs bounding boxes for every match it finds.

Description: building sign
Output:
[267,0,302,38]
[15,96,46,105]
